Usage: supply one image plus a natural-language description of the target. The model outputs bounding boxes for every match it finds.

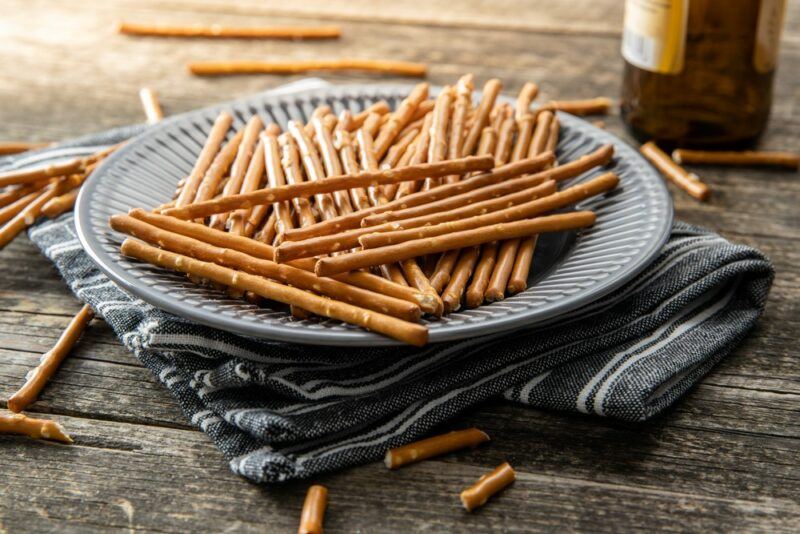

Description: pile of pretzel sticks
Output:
[112,76,619,345]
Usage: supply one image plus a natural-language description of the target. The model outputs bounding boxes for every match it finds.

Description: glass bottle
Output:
[620,0,786,148]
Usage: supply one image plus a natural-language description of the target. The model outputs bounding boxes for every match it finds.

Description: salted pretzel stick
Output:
[397,117,424,140]
[314,117,355,215]
[0,141,49,155]
[127,209,439,314]
[334,116,372,211]
[440,246,480,312]
[460,462,516,512]
[399,259,444,317]
[0,177,79,248]
[672,149,800,170]
[8,304,94,412]
[493,106,516,166]
[175,112,232,207]
[255,211,278,244]
[279,134,318,228]
[229,139,267,235]
[443,74,475,185]
[426,252,455,293]
[194,129,245,205]
[0,413,72,443]
[286,121,340,221]
[359,173,616,248]
[463,79,502,156]
[361,112,383,138]
[465,242,499,307]
[422,86,453,191]
[385,137,418,199]
[510,116,535,162]
[117,21,341,40]
[545,116,560,157]
[317,212,597,276]
[550,97,611,116]
[260,131,296,241]
[286,179,555,261]
[298,485,327,534]
[111,215,421,321]
[411,99,434,121]
[349,101,391,131]
[281,151,559,240]
[243,204,270,239]
[394,112,433,199]
[641,141,711,201]
[355,129,391,206]
[0,158,84,188]
[122,238,428,345]
[41,188,79,218]
[385,428,490,469]
[0,189,42,226]
[515,82,539,120]
[373,83,429,160]
[380,127,419,199]
[527,110,553,158]
[139,87,164,124]
[189,59,427,78]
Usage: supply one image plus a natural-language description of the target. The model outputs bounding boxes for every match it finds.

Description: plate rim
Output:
[76,82,673,346]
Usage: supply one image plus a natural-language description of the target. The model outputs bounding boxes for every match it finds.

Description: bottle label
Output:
[754,0,786,73]
[621,0,688,74]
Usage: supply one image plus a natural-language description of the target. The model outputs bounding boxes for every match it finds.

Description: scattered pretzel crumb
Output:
[384,428,490,469]
[298,485,327,534]
[460,462,516,512]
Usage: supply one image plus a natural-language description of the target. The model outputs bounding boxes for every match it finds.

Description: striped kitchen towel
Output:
[25,212,773,483]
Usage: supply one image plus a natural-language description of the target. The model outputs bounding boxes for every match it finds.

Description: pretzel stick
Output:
[0,413,72,443]
[0,141,49,155]
[439,246,480,312]
[279,134,318,228]
[422,86,453,191]
[256,211,278,245]
[463,79,502,156]
[175,112,233,207]
[229,139,267,235]
[244,204,271,239]
[493,106,516,166]
[380,127,419,199]
[399,259,444,317]
[384,428,490,469]
[111,215,421,322]
[549,97,612,116]
[298,485,327,534]
[314,118,355,215]
[189,59,427,78]
[194,129,245,205]
[410,99,434,121]
[334,116,372,211]
[465,242,499,307]
[515,82,539,120]
[260,131,297,242]
[0,177,80,248]
[117,21,341,40]
[443,74,475,184]
[394,112,433,199]
[122,238,428,345]
[502,109,557,297]
[7,304,94,412]
[460,462,516,512]
[0,189,43,226]
[397,117,424,140]
[545,116,560,158]
[349,101,391,131]
[127,209,439,314]
[360,173,616,248]
[0,158,84,188]
[280,151,556,240]
[510,116,535,162]
[317,211,596,276]
[671,149,800,170]
[286,121,340,221]
[139,87,164,124]
[641,141,710,201]
[354,129,391,206]
[373,83,429,160]
[41,188,79,218]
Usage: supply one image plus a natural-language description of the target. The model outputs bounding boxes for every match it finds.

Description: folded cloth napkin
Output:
[3,86,773,484]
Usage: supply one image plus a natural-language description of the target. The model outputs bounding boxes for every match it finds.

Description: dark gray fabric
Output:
[5,108,773,484]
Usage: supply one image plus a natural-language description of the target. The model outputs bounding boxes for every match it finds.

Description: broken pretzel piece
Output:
[0,413,73,444]
[385,427,490,469]
[460,462,516,512]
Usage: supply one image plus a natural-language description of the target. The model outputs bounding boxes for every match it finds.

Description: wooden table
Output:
[1,1,798,531]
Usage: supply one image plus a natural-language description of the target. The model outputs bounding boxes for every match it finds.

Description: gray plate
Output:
[76,83,673,346]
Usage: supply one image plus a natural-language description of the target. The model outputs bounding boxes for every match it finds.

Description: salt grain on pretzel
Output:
[175,112,233,207]
[641,141,710,201]
[8,304,94,413]
[460,462,516,512]
[0,413,72,443]
[463,79,502,156]
[373,82,429,160]
[139,87,164,124]
[121,238,428,345]
[298,485,328,534]
[671,148,800,170]
[384,428,490,469]
[359,173,616,248]
[549,97,611,116]
[316,211,597,276]
[189,59,427,78]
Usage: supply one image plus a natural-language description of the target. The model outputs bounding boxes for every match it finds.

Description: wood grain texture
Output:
[0,0,799,531]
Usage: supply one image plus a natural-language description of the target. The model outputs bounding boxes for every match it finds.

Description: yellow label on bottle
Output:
[754,0,786,73]
[621,0,688,74]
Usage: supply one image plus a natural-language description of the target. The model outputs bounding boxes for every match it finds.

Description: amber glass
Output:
[621,1,777,148]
